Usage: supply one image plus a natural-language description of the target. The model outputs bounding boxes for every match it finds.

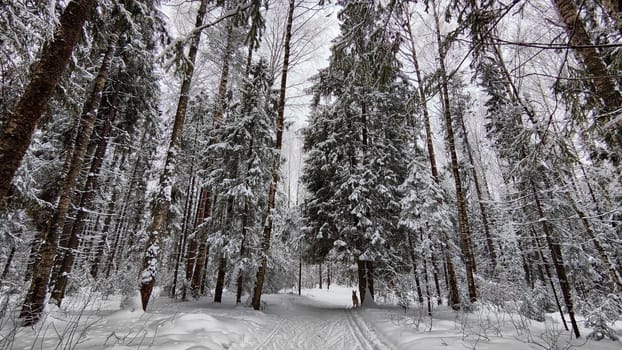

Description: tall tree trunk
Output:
[183,187,208,300]
[214,255,227,302]
[401,6,459,307]
[298,258,302,296]
[235,201,250,303]
[212,20,234,126]
[531,180,580,338]
[171,175,197,298]
[99,125,150,279]
[357,260,367,304]
[319,263,322,289]
[52,82,120,305]
[327,264,331,290]
[94,189,117,279]
[456,106,497,270]
[552,0,622,150]
[406,231,424,304]
[529,227,569,331]
[432,1,477,303]
[191,237,210,299]
[19,33,118,325]
[139,0,209,312]
[251,0,295,311]
[1,246,15,280]
[0,0,97,208]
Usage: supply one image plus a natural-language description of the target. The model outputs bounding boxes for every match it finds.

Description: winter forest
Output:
[0,0,621,349]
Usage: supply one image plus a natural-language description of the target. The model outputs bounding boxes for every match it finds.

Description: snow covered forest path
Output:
[247,292,394,350]
[5,286,621,350]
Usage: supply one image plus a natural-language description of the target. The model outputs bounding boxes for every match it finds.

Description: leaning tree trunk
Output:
[51,81,120,306]
[456,107,497,270]
[531,180,581,338]
[251,0,295,311]
[19,32,118,326]
[0,0,97,209]
[432,1,477,303]
[552,0,622,150]
[401,7,458,307]
[1,246,16,280]
[529,226,569,332]
[139,0,208,312]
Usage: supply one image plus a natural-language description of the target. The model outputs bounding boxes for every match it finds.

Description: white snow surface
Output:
[4,286,621,349]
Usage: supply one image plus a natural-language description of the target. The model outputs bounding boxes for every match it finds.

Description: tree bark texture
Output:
[0,0,97,209]
[552,0,622,149]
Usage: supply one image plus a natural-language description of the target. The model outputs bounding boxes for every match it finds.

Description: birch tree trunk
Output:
[0,0,98,208]
[139,0,209,311]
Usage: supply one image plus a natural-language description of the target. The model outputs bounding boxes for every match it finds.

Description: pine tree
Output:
[302,0,411,305]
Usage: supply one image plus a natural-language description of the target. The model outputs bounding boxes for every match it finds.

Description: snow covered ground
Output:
[2,286,620,349]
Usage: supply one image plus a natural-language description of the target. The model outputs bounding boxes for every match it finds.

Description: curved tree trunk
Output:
[0,0,97,209]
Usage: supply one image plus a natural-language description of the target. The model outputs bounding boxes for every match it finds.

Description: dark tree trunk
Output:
[252,0,295,311]
[214,255,226,303]
[0,0,97,208]
[433,2,477,303]
[235,201,250,303]
[191,240,209,299]
[298,258,302,296]
[171,175,196,298]
[1,246,15,280]
[553,0,622,150]
[456,107,497,270]
[19,33,118,325]
[529,227,569,332]
[406,232,424,304]
[52,74,120,305]
[401,7,458,307]
[139,0,209,312]
[357,260,367,304]
[327,264,331,290]
[531,181,580,338]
